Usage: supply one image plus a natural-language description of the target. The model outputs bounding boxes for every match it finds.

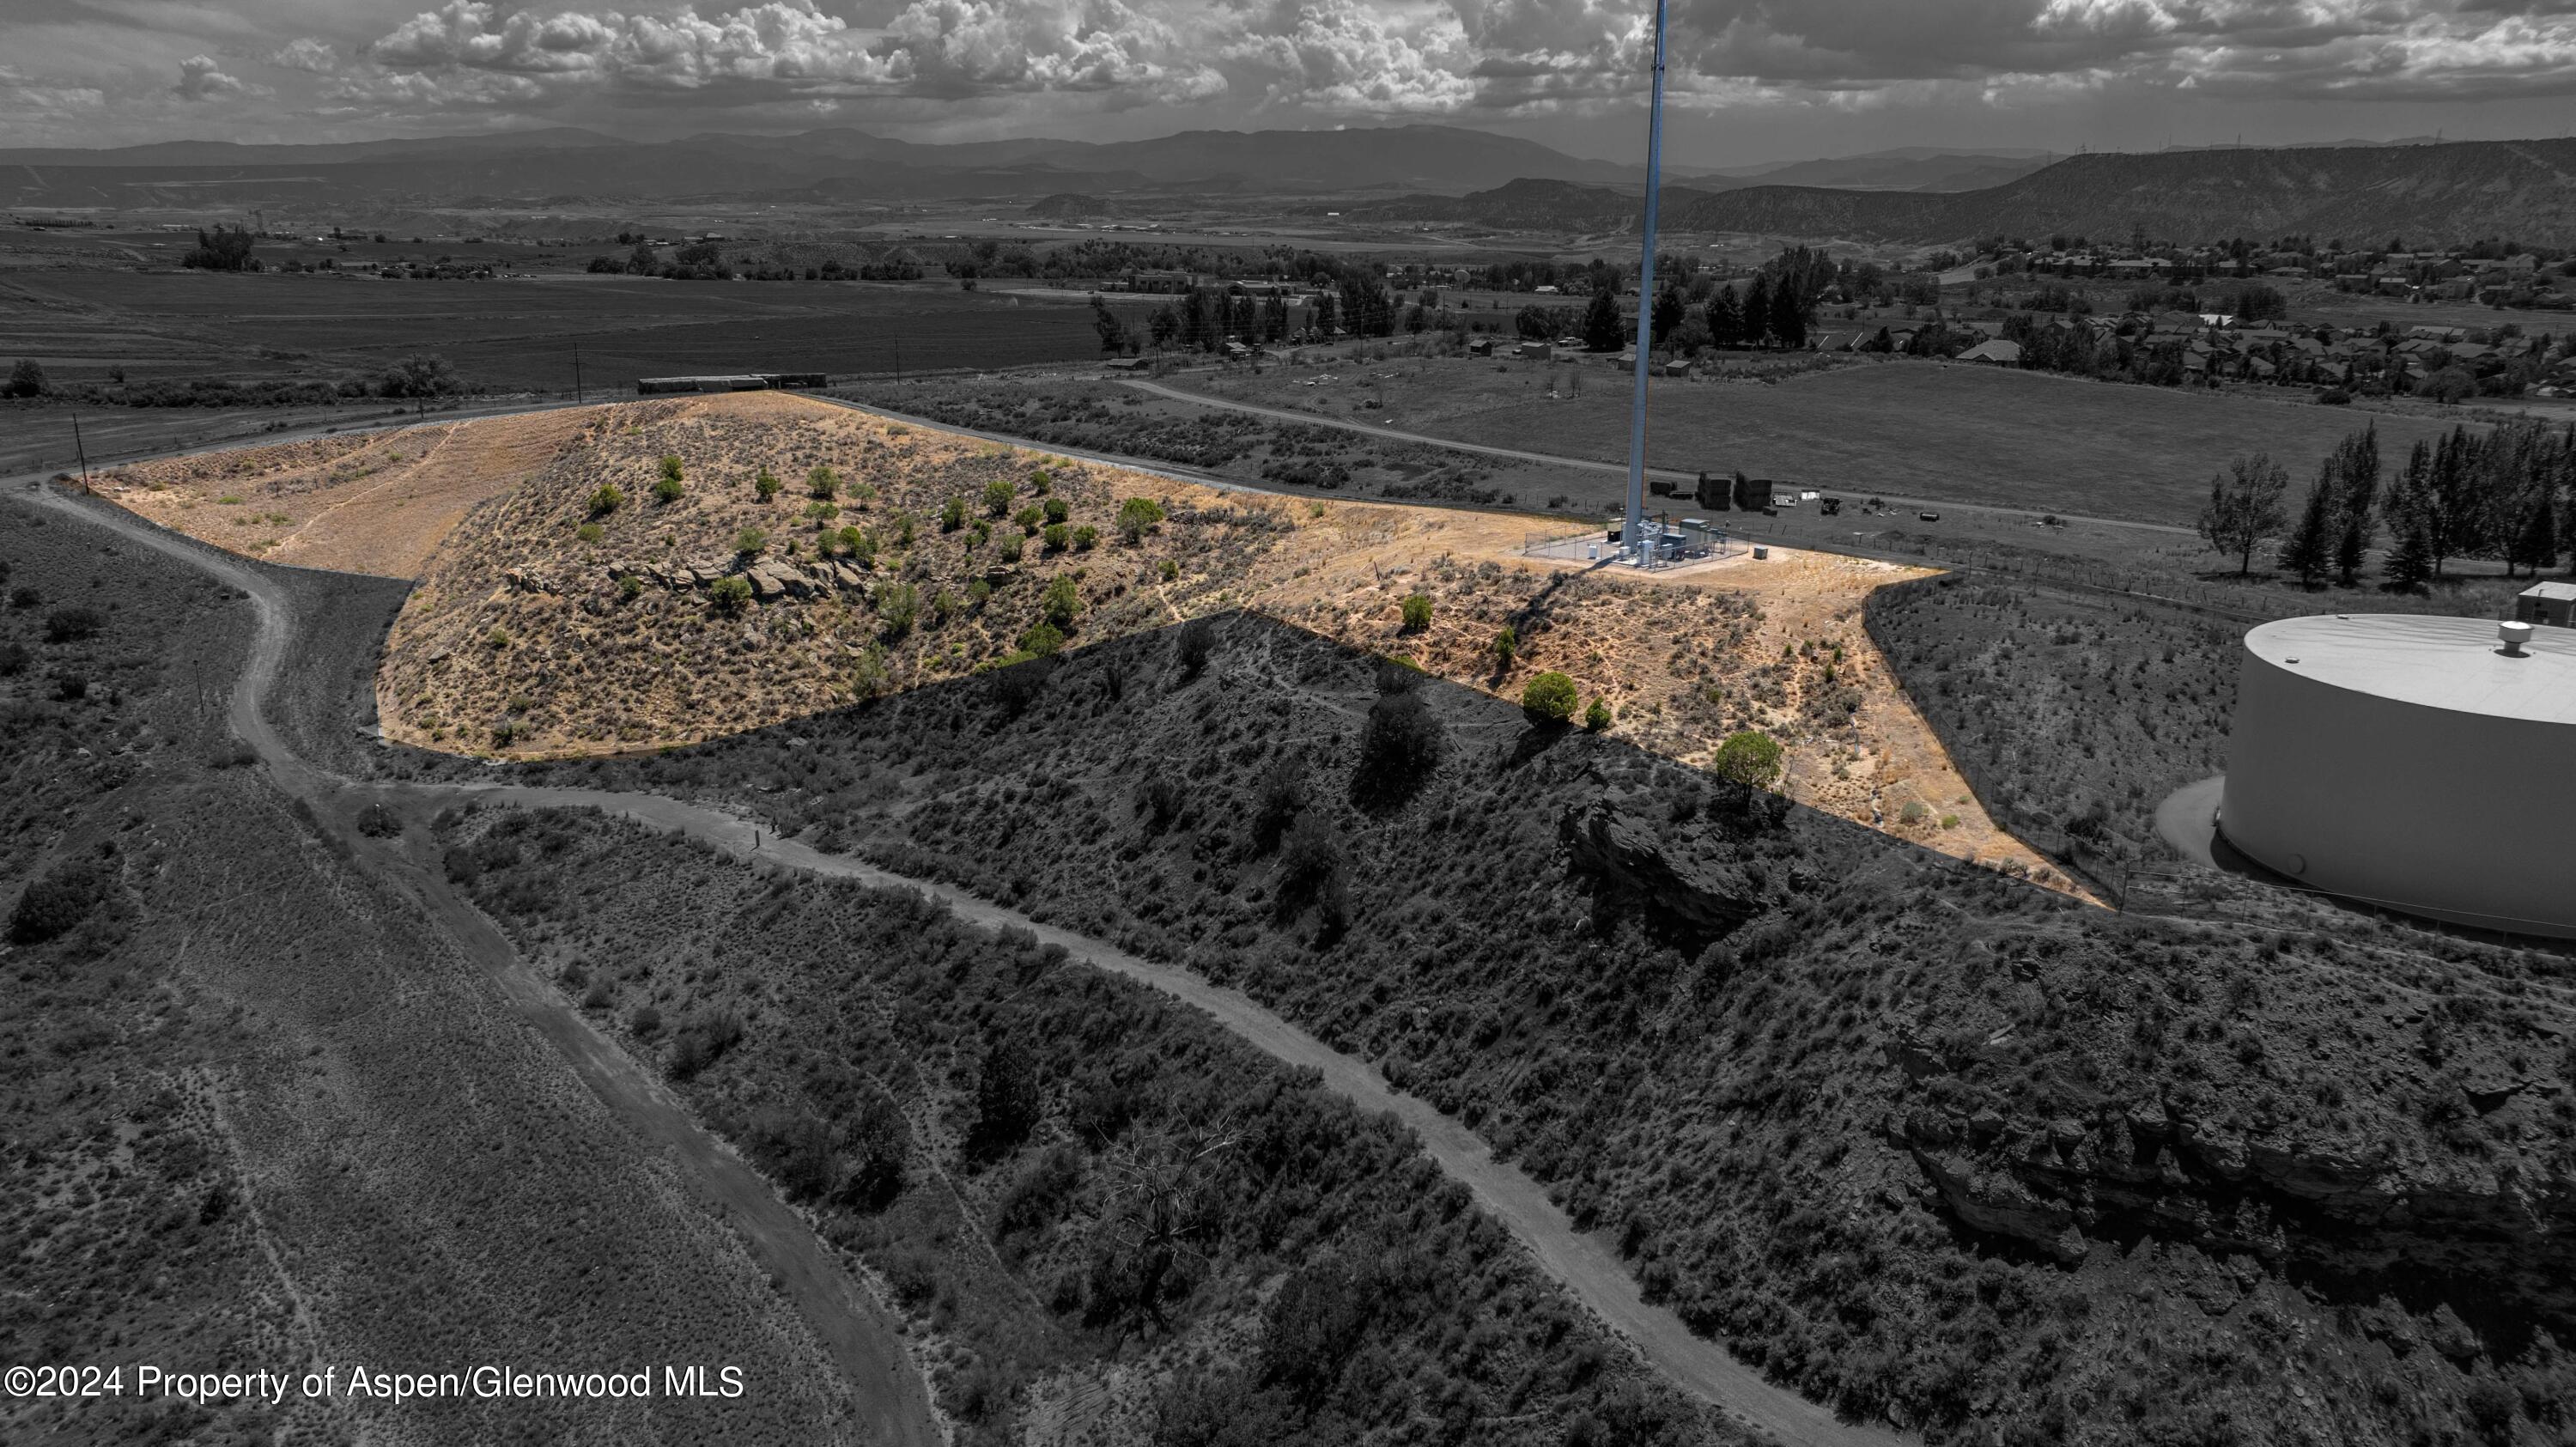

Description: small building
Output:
[2519,581,2576,629]
[1957,339,2022,366]
[635,372,824,395]
[1467,337,1495,357]
[636,374,773,394]
[1517,340,1552,361]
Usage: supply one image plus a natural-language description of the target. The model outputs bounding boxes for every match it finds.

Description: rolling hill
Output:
[1668,138,2576,245]
[1706,146,2055,192]
[1355,138,2576,246]
[0,124,1666,206]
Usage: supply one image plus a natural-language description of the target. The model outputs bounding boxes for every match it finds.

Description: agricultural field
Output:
[439,803,1734,1447]
[0,502,877,1447]
[1169,353,2469,526]
[0,270,1159,393]
[501,611,2576,1446]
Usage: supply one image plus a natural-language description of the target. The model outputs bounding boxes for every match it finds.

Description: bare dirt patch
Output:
[1252,514,2086,895]
[94,405,607,578]
[125,390,2070,883]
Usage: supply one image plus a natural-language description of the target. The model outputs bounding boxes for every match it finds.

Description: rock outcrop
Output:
[601,556,873,603]
[1557,797,1771,945]
[1892,1045,2576,1322]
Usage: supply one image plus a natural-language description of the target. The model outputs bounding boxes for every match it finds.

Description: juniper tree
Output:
[2382,478,2436,594]
[1742,274,1774,348]
[2327,424,2379,587]
[2279,477,2334,587]
[2508,490,2560,578]
[1581,289,1625,353]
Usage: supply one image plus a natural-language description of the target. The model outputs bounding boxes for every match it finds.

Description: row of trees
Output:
[2198,420,2576,587]
[1486,247,1837,357]
[1095,288,1305,354]
[1635,246,1834,355]
[1084,245,1847,358]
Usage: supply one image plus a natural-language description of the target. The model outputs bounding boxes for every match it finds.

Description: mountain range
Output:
[1358,138,2576,246]
[7,124,2572,247]
[0,125,2048,213]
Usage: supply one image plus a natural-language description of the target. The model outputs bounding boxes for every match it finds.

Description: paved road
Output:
[2154,775,2227,868]
[19,478,942,1447]
[1116,375,2199,538]
[21,451,1917,1447]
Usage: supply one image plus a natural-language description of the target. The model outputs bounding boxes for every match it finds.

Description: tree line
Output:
[2198,419,2575,587]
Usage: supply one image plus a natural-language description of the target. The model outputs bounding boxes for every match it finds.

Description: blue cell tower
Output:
[1620,0,1670,562]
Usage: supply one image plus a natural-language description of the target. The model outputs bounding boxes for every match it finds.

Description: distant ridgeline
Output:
[1357,139,2576,249]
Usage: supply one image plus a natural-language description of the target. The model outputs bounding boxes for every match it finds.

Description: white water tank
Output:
[2221,614,2576,938]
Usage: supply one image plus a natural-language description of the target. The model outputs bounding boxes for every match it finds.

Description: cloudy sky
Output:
[6,0,2576,165]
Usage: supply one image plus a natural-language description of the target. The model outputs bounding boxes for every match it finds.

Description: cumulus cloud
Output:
[362,0,899,89]
[0,63,106,139]
[1616,0,2576,104]
[89,0,2576,133]
[340,0,1244,109]
[173,54,254,101]
[269,38,341,73]
[884,0,1224,100]
[1224,0,1476,111]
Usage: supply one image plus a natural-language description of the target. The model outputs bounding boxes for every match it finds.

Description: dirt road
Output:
[19,477,941,1447]
[24,460,1919,1447]
[425,782,1911,1447]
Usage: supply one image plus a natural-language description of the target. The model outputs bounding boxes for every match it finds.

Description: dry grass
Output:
[95,406,608,578]
[1250,514,2084,893]
[126,390,2072,883]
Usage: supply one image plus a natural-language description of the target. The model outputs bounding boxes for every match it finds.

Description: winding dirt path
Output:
[22,459,1914,1447]
[18,477,940,1447]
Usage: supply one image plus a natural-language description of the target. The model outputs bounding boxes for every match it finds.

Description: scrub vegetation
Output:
[437,803,1731,1447]
[520,611,2576,1447]
[0,502,876,1447]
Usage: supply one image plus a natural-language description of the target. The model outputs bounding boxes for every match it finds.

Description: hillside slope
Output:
[1671,138,2576,245]
[509,612,2576,1445]
[1359,140,2576,245]
[361,393,2078,889]
[377,392,1261,755]
[100,408,604,579]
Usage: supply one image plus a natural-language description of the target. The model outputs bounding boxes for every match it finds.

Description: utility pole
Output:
[573,342,584,403]
[893,337,904,385]
[1619,0,1670,562]
[70,408,91,493]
